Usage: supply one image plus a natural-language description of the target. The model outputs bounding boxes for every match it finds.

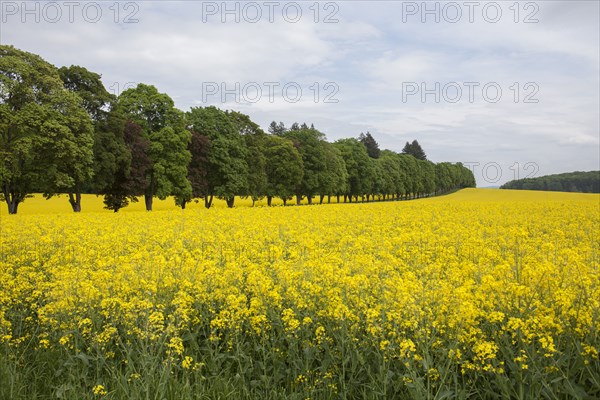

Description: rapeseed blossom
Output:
[0,188,598,397]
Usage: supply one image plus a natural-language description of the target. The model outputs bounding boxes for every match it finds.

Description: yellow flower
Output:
[282,308,300,333]
[0,189,597,393]
[182,356,194,369]
[167,336,184,356]
[128,373,141,382]
[59,335,71,347]
[92,385,107,396]
[427,368,440,381]
[581,344,598,359]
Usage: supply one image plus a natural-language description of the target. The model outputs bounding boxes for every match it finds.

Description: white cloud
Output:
[1,0,597,186]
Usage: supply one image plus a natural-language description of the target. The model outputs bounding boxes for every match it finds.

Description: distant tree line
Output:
[500,171,599,193]
[0,45,475,214]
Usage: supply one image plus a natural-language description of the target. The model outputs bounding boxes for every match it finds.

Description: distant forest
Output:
[500,171,600,193]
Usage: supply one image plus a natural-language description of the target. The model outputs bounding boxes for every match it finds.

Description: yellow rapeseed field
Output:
[0,189,598,399]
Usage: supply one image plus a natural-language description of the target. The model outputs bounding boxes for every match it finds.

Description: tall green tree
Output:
[333,138,375,202]
[39,92,95,209]
[268,121,286,135]
[58,65,118,211]
[358,132,381,159]
[180,131,211,209]
[243,135,268,206]
[417,159,436,197]
[458,163,476,188]
[93,107,133,211]
[282,127,328,205]
[435,162,453,194]
[263,135,304,206]
[117,84,191,211]
[187,106,248,208]
[397,154,419,199]
[375,150,405,200]
[319,143,348,204]
[228,111,267,206]
[0,45,94,214]
[102,121,151,212]
[402,139,427,160]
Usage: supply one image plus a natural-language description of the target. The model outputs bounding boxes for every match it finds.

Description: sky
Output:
[1,0,598,186]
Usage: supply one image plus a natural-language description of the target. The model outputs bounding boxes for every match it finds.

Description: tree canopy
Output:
[402,140,427,160]
[0,45,94,214]
[117,83,192,211]
[359,132,381,159]
[1,45,476,214]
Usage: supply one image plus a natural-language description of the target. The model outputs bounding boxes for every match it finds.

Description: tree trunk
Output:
[205,195,213,209]
[252,198,256,207]
[307,196,312,205]
[181,199,187,209]
[296,194,302,205]
[3,187,22,214]
[267,196,272,206]
[144,194,153,211]
[68,192,82,212]
[8,201,18,214]
[319,194,325,204]
[226,197,235,208]
[283,198,287,206]
[328,195,331,204]
[5,197,18,214]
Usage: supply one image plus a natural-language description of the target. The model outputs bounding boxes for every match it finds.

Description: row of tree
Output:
[500,171,599,193]
[0,45,475,214]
